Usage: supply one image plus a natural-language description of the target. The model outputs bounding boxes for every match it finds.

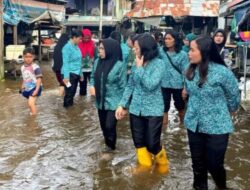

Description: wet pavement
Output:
[0,62,249,190]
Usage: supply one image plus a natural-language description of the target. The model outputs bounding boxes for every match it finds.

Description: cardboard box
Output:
[5,45,25,60]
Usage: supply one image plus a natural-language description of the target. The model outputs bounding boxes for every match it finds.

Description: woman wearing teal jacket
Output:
[184,36,240,190]
[160,30,189,127]
[61,30,83,107]
[116,34,169,173]
[89,38,126,151]
[182,33,197,53]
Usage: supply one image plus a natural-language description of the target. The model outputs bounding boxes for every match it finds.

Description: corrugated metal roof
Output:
[64,16,119,26]
[126,0,220,18]
[228,0,244,8]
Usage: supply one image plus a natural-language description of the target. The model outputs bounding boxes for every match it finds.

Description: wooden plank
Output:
[0,0,4,79]
[13,26,18,45]
[241,101,250,111]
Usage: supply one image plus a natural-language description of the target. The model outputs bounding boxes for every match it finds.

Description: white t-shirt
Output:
[21,63,42,91]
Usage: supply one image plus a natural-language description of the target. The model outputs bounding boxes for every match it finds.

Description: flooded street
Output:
[0,62,249,190]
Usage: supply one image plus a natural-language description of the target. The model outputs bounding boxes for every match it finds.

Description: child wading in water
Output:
[20,47,43,115]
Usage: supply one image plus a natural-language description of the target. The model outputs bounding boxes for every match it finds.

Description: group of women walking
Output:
[52,28,240,190]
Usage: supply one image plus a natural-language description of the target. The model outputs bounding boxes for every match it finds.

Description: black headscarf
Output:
[213,29,227,58]
[94,38,122,109]
[52,34,69,72]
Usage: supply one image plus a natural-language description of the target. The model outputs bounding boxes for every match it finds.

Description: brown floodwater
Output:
[0,62,249,190]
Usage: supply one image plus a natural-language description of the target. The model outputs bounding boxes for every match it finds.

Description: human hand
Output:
[89,87,96,96]
[182,88,188,100]
[63,79,69,86]
[80,76,84,82]
[136,55,144,68]
[32,89,38,97]
[115,106,127,120]
[231,112,237,117]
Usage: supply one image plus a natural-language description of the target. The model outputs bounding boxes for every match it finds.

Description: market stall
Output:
[3,0,65,63]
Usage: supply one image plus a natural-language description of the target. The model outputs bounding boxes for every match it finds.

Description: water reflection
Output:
[0,64,249,189]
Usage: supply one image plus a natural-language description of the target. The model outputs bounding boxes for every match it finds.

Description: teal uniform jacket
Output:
[184,63,240,134]
[159,48,189,89]
[90,59,127,111]
[127,49,135,75]
[121,43,130,68]
[182,45,190,53]
[61,41,83,79]
[119,58,166,117]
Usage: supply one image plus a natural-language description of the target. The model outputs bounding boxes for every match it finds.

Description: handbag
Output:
[165,52,188,102]
[165,52,182,75]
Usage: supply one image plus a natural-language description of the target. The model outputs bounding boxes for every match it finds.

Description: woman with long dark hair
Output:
[184,36,240,190]
[52,33,69,96]
[116,34,169,173]
[160,30,189,127]
[89,38,126,151]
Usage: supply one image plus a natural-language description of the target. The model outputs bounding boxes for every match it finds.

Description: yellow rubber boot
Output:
[136,147,152,167]
[155,147,170,174]
[129,147,152,175]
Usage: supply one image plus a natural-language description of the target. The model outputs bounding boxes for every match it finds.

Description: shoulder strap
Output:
[165,52,182,75]
[220,47,224,55]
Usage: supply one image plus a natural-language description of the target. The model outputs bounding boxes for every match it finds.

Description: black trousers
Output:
[98,110,117,150]
[79,72,91,96]
[64,73,80,107]
[161,87,185,112]
[187,129,229,190]
[129,114,163,155]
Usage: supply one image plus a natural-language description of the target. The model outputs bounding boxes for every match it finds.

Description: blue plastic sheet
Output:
[3,0,65,25]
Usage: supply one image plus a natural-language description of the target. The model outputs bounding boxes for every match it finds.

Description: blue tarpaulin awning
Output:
[230,0,250,26]
[3,0,65,25]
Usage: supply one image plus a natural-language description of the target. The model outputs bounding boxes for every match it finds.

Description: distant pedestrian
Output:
[126,33,140,77]
[213,29,227,59]
[89,38,126,151]
[61,30,83,107]
[110,31,130,67]
[182,33,196,53]
[184,35,240,190]
[20,47,43,115]
[160,30,189,127]
[78,29,98,96]
[52,33,69,96]
[154,31,164,47]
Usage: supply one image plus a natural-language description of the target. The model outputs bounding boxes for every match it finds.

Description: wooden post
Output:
[13,25,17,45]
[38,26,42,62]
[99,0,103,39]
[0,0,4,80]
[243,46,248,100]
[192,17,195,33]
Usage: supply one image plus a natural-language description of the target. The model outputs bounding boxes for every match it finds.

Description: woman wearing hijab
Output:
[78,29,98,96]
[182,33,197,53]
[116,34,169,174]
[89,38,126,151]
[213,29,227,59]
[52,33,69,96]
